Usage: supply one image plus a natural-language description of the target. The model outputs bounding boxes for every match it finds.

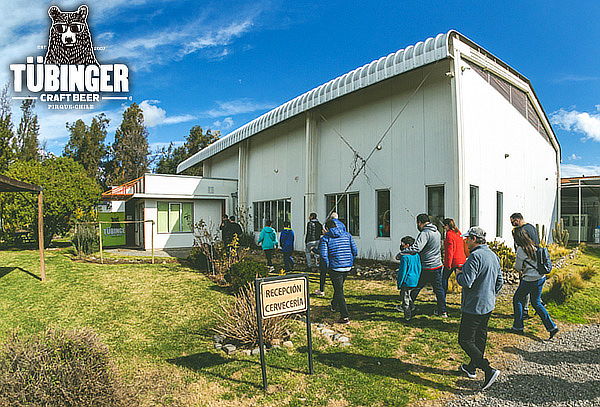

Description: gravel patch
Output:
[446,324,600,407]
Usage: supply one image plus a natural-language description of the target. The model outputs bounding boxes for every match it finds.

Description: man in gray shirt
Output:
[456,226,503,391]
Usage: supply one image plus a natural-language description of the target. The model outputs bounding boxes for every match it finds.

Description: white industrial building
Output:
[175,30,560,258]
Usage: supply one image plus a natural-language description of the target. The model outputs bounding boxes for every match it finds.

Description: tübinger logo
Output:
[9,5,130,110]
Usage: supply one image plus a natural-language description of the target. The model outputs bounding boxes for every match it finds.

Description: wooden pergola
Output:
[0,174,45,281]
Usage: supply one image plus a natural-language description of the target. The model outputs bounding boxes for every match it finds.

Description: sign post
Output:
[254,273,312,391]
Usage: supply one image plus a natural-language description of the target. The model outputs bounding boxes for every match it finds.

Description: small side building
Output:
[560,176,600,243]
[101,173,237,250]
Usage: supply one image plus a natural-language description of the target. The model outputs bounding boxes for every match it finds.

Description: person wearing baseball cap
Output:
[456,226,504,391]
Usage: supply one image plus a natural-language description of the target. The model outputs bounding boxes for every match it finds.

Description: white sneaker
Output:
[314,290,325,297]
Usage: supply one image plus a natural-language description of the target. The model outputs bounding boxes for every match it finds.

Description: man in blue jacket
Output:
[456,226,503,391]
[319,219,358,324]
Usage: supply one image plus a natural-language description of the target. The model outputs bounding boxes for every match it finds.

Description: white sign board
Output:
[259,276,308,319]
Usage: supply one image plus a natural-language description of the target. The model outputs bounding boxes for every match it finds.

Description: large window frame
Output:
[325,192,360,236]
[426,185,445,220]
[157,201,194,234]
[253,199,291,232]
[376,189,390,238]
[470,185,479,227]
[496,191,503,237]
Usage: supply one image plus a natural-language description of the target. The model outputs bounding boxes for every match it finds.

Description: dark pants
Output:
[282,251,294,272]
[458,312,492,373]
[410,267,446,314]
[318,262,328,292]
[329,269,349,319]
[264,249,274,266]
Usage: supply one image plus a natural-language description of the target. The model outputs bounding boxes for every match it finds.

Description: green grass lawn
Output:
[0,246,598,406]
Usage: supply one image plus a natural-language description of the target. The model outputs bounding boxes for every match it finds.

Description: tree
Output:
[106,103,149,185]
[15,100,40,162]
[0,84,15,172]
[155,125,219,175]
[0,157,101,246]
[64,113,109,183]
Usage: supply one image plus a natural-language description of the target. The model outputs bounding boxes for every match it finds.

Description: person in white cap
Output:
[456,226,503,391]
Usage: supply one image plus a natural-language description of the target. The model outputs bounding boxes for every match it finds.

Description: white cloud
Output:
[180,20,253,56]
[204,99,275,118]
[150,141,184,151]
[568,153,581,160]
[561,164,600,178]
[212,117,234,129]
[139,100,195,127]
[36,105,124,142]
[551,107,600,142]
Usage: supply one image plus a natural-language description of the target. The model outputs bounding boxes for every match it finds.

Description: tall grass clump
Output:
[71,224,99,256]
[0,328,127,407]
[543,271,586,304]
[580,265,598,281]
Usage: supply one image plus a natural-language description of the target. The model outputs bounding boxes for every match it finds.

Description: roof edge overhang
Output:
[177,30,453,173]
[178,30,560,173]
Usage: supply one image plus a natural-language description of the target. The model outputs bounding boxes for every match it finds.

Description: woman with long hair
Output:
[510,227,559,339]
[442,218,466,298]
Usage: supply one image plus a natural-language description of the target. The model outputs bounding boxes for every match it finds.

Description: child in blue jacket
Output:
[279,221,295,273]
[395,236,422,321]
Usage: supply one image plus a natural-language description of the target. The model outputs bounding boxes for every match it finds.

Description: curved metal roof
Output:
[177,31,451,173]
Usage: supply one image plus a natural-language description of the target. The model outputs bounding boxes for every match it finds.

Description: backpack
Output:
[525,246,552,275]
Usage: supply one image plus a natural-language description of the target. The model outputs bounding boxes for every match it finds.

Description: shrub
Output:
[543,271,586,304]
[580,265,598,281]
[547,243,570,261]
[188,246,208,271]
[225,260,269,293]
[214,283,290,346]
[238,231,258,249]
[71,224,99,256]
[0,328,126,407]
[488,240,516,270]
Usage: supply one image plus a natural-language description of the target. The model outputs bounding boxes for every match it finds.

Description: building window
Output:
[325,192,360,236]
[427,185,445,220]
[376,190,390,237]
[157,201,193,233]
[496,191,503,237]
[253,199,292,232]
[470,185,479,227]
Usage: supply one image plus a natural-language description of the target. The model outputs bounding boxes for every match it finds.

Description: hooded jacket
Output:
[258,226,278,250]
[279,228,295,252]
[396,253,422,288]
[319,225,357,270]
[402,223,443,270]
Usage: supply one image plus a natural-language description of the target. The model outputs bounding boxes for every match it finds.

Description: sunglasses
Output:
[53,23,85,34]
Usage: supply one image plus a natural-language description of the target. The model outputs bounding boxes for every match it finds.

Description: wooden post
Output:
[38,191,46,281]
[98,221,104,264]
[151,221,155,264]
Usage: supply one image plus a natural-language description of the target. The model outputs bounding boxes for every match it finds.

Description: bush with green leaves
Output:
[0,157,101,247]
[225,260,269,292]
[488,240,516,270]
[188,246,209,271]
[0,328,127,406]
[71,224,99,255]
[238,231,258,249]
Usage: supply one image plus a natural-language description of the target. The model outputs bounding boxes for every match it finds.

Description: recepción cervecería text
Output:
[264,297,305,313]
[264,283,303,298]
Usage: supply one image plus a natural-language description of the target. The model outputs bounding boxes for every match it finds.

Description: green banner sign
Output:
[99,212,126,247]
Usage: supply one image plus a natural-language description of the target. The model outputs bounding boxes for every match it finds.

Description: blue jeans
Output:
[513,277,556,332]
[282,251,294,272]
[410,267,446,314]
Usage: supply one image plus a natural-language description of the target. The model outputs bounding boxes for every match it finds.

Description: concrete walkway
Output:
[104,247,192,259]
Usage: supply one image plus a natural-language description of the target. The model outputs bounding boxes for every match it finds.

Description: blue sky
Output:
[2,0,600,177]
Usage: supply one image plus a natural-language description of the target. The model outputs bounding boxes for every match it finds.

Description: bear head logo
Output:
[45,5,99,65]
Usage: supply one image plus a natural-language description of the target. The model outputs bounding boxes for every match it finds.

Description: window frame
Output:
[470,185,479,227]
[252,198,292,232]
[325,192,360,236]
[157,201,194,234]
[496,191,503,237]
[426,184,445,220]
[376,189,391,238]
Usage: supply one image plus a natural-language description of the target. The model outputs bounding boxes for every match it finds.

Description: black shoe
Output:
[460,364,476,379]
[507,327,524,335]
[522,313,531,320]
[548,327,559,340]
[482,369,500,391]
[337,317,350,325]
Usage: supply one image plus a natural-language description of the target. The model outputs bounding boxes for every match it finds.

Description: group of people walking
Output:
[254,210,558,391]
